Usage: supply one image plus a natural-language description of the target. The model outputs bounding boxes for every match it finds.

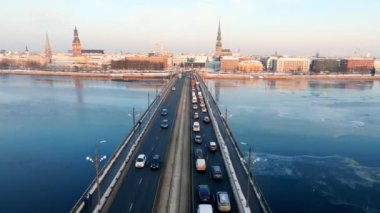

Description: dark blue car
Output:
[198,185,211,202]
[150,154,160,170]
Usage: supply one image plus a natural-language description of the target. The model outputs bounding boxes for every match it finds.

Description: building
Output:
[238,60,263,73]
[310,58,340,73]
[374,60,380,71]
[220,56,239,72]
[81,49,104,56]
[172,55,188,66]
[72,27,81,57]
[273,58,310,73]
[0,52,48,69]
[340,58,374,73]
[110,55,169,70]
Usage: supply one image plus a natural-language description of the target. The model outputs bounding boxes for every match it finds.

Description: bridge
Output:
[71,71,271,213]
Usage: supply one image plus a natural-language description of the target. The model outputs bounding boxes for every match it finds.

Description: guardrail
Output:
[197,73,271,213]
[71,76,177,213]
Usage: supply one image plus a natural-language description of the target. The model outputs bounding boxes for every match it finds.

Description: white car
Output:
[197,204,213,213]
[135,154,147,168]
[201,107,207,113]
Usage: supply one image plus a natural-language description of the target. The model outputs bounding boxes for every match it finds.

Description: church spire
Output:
[72,26,82,57]
[217,19,222,41]
[214,19,223,57]
[45,32,52,62]
[74,26,78,37]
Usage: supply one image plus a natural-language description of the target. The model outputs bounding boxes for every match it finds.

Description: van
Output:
[193,122,200,132]
[196,159,206,172]
[216,191,231,212]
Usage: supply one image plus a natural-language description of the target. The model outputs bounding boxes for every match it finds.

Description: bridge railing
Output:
[71,76,177,213]
[197,73,271,213]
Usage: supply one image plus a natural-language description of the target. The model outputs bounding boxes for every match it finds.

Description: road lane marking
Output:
[129,203,134,212]
[139,177,143,184]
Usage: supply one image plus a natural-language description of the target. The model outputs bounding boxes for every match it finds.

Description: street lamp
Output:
[246,145,252,207]
[148,92,150,107]
[220,105,232,122]
[239,142,258,208]
[86,140,107,205]
[128,106,141,128]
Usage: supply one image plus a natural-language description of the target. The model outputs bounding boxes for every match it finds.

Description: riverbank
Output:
[2,69,380,81]
[200,72,380,80]
[0,69,173,80]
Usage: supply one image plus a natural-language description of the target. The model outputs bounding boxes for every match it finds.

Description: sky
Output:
[1,0,379,56]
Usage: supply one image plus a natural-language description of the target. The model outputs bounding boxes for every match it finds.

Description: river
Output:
[1,75,379,212]
[205,78,380,213]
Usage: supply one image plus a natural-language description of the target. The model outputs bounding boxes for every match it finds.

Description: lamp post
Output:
[240,142,259,208]
[246,145,252,207]
[225,107,228,123]
[128,106,140,128]
[86,140,107,205]
[148,92,150,107]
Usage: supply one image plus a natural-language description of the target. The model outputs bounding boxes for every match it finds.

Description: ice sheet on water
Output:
[251,153,380,188]
[250,153,380,213]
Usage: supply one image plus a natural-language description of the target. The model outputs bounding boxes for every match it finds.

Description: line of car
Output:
[134,106,172,170]
[191,76,231,213]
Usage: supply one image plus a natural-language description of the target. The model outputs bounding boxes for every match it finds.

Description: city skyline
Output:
[1,0,380,57]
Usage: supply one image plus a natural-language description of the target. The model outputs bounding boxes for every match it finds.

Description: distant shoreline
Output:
[0,69,173,80]
[200,72,380,81]
[1,69,380,81]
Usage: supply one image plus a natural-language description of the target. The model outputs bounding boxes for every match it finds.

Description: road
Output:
[197,73,268,213]
[103,75,186,213]
[190,73,238,212]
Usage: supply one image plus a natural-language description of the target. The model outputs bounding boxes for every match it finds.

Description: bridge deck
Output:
[73,71,270,213]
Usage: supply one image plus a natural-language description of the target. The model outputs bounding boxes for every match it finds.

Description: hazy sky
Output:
[1,0,379,56]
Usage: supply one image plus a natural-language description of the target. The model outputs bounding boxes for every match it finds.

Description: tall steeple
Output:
[217,19,222,41]
[74,26,78,37]
[214,19,223,57]
[45,32,52,62]
[72,26,82,57]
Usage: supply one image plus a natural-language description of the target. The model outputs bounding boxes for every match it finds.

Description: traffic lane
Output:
[195,86,238,212]
[191,118,238,212]
[197,73,265,213]
[108,105,175,212]
[109,166,161,212]
[108,78,184,212]
[190,96,238,212]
